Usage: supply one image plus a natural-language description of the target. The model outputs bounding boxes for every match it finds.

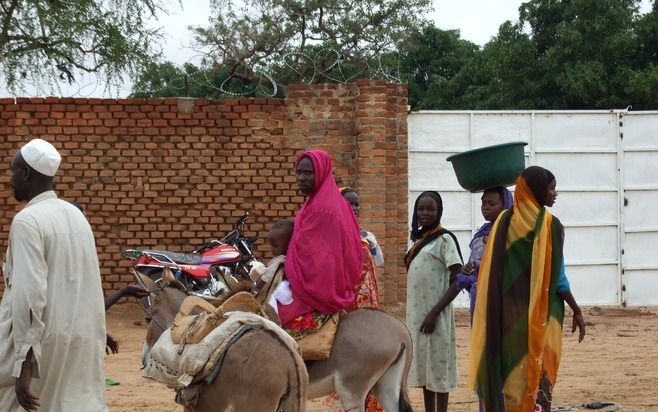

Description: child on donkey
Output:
[249,219,294,309]
[254,218,336,339]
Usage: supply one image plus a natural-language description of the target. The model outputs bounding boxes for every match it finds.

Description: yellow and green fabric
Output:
[469,171,565,412]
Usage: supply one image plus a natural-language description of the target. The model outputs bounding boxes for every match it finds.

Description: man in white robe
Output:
[0,139,108,411]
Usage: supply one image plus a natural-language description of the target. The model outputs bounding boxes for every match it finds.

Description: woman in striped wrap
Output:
[469,166,586,412]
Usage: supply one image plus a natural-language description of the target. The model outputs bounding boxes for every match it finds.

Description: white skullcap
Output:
[20,139,61,177]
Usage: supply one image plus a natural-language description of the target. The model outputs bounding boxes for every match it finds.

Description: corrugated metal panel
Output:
[620,113,658,306]
[408,110,640,307]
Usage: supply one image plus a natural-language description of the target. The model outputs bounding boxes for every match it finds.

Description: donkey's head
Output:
[134,270,188,366]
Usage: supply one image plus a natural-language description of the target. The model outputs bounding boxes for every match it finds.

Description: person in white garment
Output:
[0,139,108,411]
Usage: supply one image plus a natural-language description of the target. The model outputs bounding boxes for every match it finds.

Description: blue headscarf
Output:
[458,186,515,316]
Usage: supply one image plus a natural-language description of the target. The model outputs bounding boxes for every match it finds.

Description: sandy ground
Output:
[104,302,658,411]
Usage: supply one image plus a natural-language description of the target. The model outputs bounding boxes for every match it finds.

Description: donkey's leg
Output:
[370,345,409,412]
[334,378,368,412]
[195,329,296,412]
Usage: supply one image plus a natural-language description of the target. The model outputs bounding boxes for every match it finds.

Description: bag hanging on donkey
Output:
[296,312,341,361]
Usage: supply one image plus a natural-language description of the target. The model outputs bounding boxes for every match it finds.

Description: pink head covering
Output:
[278,150,363,325]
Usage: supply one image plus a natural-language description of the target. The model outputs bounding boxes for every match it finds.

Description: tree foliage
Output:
[402,0,658,110]
[0,0,165,93]
[132,0,658,109]
[518,0,640,108]
[129,62,263,99]
[398,26,479,109]
[190,0,432,85]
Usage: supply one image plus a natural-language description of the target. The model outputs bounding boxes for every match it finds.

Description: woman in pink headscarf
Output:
[277,150,363,328]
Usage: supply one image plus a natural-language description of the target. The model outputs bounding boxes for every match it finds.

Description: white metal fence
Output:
[408,110,658,307]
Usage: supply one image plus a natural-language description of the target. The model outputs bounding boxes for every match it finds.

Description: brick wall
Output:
[0,80,409,306]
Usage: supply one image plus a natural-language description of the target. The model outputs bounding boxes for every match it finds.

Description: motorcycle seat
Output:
[143,250,203,265]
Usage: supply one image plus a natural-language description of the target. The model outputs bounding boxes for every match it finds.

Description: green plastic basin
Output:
[446,141,527,192]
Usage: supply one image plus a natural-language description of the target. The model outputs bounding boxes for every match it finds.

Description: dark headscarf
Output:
[405,191,462,269]
[469,165,565,412]
[521,166,555,207]
[410,191,443,241]
[339,187,356,196]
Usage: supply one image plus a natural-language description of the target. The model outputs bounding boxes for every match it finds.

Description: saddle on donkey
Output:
[142,291,298,391]
[170,292,264,345]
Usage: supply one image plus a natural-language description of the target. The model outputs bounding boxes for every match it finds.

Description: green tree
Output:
[438,0,654,110]
[626,65,658,108]
[0,0,165,93]
[461,21,543,109]
[190,0,433,87]
[130,62,189,98]
[129,61,279,98]
[398,26,479,109]
[628,2,658,109]
[634,3,658,65]
[518,0,641,108]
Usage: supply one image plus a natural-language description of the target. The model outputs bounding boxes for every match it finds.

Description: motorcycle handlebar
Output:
[233,212,253,229]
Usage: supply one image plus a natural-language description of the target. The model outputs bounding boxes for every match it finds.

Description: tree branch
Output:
[0,0,19,49]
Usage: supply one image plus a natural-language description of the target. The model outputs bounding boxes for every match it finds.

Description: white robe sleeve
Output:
[365,231,385,267]
[9,217,47,378]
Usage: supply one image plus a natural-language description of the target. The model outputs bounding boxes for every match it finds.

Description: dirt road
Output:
[104,303,658,411]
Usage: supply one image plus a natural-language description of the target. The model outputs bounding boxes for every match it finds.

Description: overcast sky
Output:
[2,0,654,97]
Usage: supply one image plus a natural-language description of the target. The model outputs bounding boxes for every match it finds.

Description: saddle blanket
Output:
[142,311,299,390]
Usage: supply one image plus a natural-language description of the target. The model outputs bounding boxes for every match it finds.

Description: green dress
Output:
[405,234,461,392]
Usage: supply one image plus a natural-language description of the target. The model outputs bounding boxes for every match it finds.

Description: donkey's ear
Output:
[132,268,158,290]
[159,267,190,293]
[162,267,176,285]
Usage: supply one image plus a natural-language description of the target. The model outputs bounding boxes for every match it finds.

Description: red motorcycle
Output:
[122,213,260,299]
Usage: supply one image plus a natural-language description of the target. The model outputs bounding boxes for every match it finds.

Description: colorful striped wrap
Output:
[468,173,565,412]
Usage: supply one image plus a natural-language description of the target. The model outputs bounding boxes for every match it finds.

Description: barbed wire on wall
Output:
[132,48,404,98]
[216,50,401,98]
[0,46,404,99]
[281,49,402,85]
[217,70,279,97]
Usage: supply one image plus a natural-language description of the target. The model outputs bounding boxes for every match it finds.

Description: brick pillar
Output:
[388,84,410,304]
[353,80,409,306]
